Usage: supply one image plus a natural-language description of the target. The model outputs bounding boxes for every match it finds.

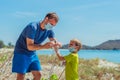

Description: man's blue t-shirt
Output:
[14,22,54,55]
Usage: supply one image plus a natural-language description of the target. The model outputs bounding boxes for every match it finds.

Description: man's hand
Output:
[42,41,55,49]
[49,38,62,48]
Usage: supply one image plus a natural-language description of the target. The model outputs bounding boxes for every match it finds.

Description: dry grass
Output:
[0,48,120,80]
[78,58,120,80]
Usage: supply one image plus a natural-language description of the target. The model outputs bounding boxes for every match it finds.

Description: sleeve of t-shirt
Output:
[48,30,55,38]
[25,24,36,39]
[64,54,73,62]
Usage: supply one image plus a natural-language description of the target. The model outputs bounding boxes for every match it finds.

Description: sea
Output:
[37,49,120,64]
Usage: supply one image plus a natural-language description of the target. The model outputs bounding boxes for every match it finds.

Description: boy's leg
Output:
[17,73,25,80]
[32,71,41,80]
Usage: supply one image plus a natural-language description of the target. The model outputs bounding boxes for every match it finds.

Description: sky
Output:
[0,0,120,46]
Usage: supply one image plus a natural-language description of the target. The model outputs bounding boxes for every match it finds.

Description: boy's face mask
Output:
[68,46,76,53]
[45,23,53,30]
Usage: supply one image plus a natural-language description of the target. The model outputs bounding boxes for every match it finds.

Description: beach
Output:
[0,48,65,80]
[0,48,120,80]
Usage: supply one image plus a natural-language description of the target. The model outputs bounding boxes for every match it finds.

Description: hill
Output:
[61,39,120,50]
[95,40,120,50]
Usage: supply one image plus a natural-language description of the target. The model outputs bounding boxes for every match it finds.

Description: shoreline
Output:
[0,48,120,80]
[0,48,120,64]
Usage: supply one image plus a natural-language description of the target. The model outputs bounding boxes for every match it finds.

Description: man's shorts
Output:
[12,53,42,74]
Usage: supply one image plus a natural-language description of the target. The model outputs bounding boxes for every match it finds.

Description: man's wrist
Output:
[38,45,44,49]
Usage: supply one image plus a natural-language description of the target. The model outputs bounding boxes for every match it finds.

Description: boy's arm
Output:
[56,52,65,61]
[54,47,65,61]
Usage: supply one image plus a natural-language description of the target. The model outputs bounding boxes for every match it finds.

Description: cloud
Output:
[12,11,39,18]
[71,1,112,10]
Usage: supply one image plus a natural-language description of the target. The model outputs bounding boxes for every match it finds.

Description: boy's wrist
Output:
[55,50,58,53]
[55,50,60,54]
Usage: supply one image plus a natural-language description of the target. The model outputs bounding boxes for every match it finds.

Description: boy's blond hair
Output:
[70,38,82,51]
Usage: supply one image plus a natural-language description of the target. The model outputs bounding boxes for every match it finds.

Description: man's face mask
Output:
[45,23,53,30]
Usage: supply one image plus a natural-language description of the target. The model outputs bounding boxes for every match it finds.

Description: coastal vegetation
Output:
[0,40,14,48]
[0,48,120,80]
[0,39,120,79]
[39,54,120,80]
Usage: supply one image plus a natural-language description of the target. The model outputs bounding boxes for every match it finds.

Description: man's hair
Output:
[45,12,59,22]
[70,38,82,51]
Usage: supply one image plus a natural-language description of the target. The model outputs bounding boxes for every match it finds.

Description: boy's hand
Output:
[53,42,62,53]
[54,41,62,48]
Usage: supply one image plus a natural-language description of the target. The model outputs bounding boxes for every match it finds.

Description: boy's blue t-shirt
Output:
[14,22,54,55]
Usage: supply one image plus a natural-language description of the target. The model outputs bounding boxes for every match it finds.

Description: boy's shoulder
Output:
[65,53,78,58]
[71,52,78,55]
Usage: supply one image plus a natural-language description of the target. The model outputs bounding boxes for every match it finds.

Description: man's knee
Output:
[32,71,41,78]
[36,71,41,78]
[17,73,25,80]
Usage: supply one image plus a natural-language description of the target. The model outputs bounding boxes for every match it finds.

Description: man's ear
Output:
[44,17,49,22]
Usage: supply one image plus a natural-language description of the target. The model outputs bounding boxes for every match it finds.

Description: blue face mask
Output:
[45,23,53,30]
[68,47,76,52]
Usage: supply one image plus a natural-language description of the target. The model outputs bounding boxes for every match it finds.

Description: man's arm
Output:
[26,38,52,51]
[49,38,57,42]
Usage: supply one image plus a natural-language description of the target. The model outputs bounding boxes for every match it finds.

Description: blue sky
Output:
[0,0,120,46]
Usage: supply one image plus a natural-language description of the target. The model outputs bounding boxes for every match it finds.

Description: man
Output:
[12,12,60,80]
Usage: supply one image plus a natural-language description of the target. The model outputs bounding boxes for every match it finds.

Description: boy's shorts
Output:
[12,53,42,74]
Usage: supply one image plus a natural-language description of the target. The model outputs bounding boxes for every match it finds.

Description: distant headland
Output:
[61,39,120,50]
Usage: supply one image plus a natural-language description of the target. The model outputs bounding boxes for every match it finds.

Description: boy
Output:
[54,39,82,80]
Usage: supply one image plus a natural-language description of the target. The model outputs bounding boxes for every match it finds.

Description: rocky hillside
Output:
[95,40,120,50]
[61,39,120,50]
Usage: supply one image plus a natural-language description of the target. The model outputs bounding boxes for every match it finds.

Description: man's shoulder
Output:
[26,22,39,30]
[21,22,39,35]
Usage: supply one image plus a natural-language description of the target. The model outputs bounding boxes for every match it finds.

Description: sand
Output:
[0,48,120,80]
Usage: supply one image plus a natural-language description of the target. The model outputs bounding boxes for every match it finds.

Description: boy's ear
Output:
[76,46,79,51]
